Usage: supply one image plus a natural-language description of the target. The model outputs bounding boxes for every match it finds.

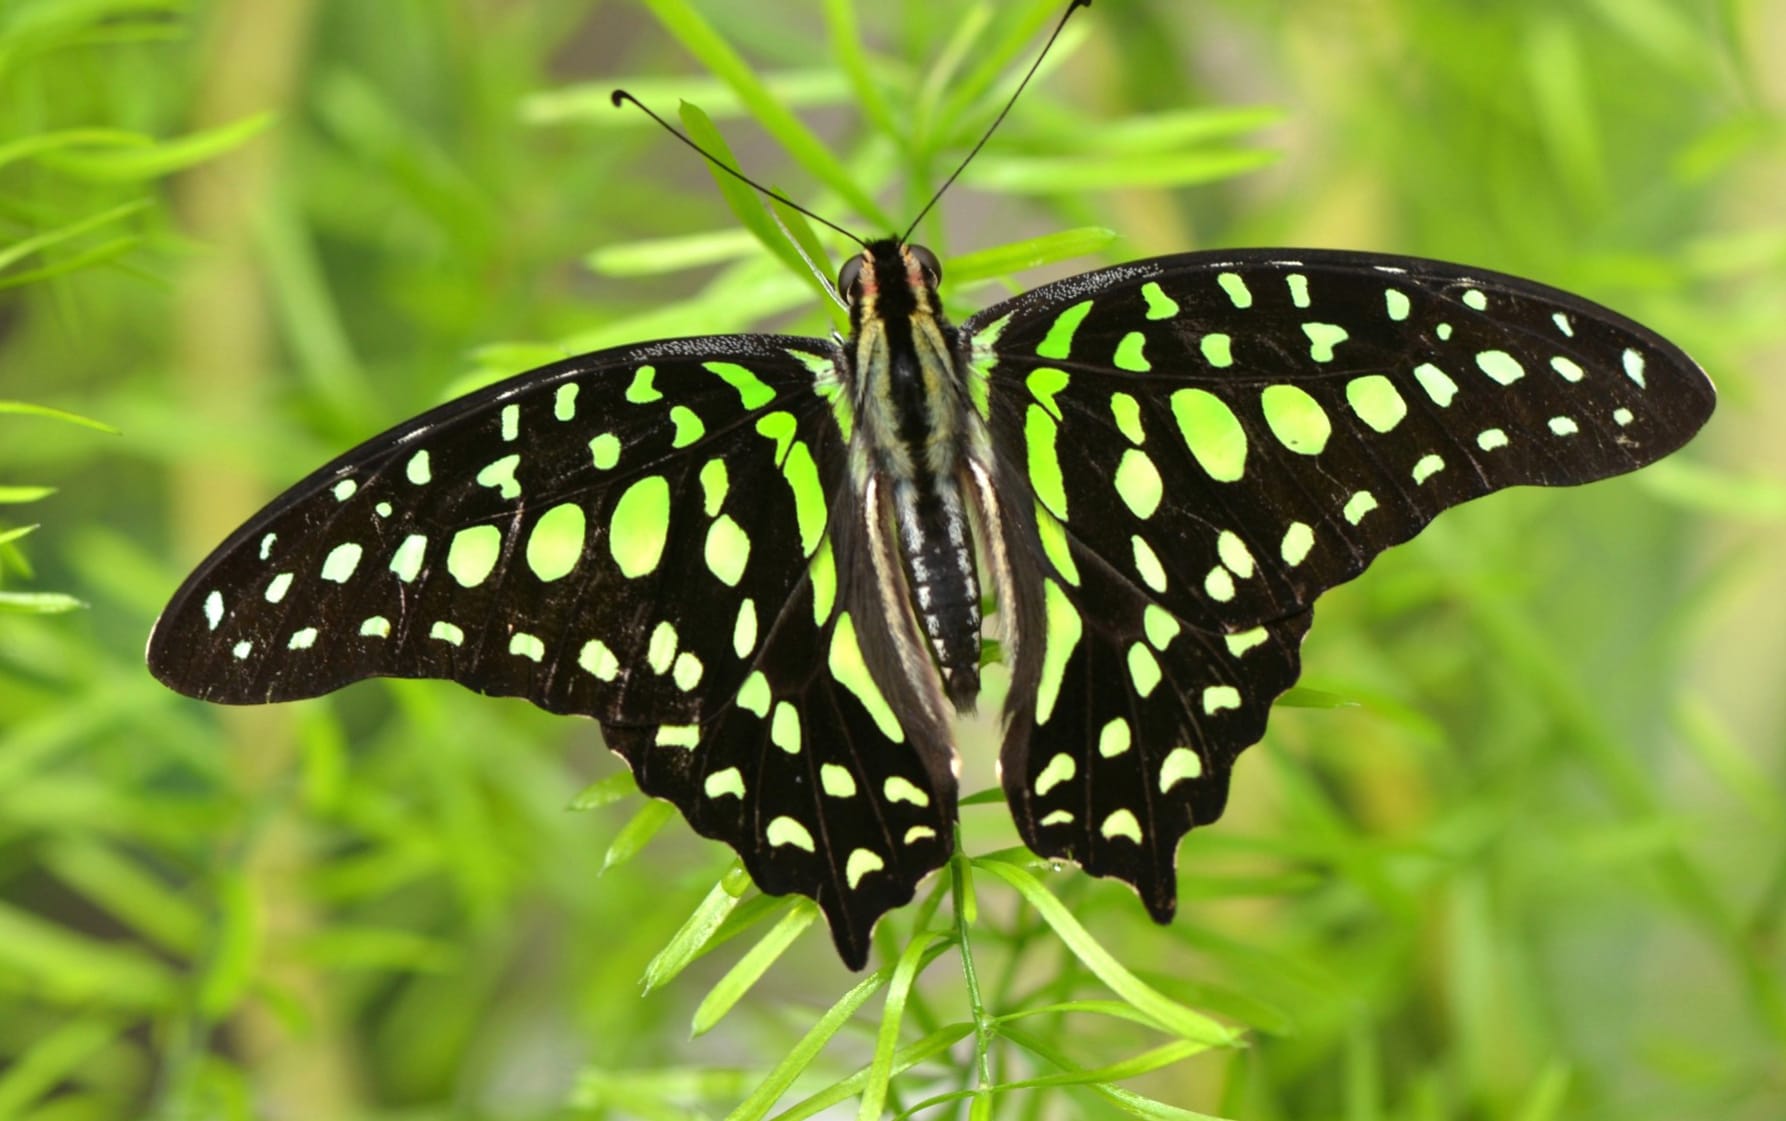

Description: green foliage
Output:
[2,1,1781,1119]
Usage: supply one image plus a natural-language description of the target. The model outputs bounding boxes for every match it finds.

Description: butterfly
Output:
[146,8,1715,971]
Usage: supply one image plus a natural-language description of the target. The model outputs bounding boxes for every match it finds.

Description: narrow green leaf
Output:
[1000,1027,1237,1121]
[638,0,886,224]
[0,524,40,548]
[678,101,814,290]
[1512,1062,1574,1121]
[857,931,941,1121]
[723,954,919,1121]
[0,903,175,1009]
[196,870,259,1018]
[570,769,639,810]
[37,111,274,180]
[767,1020,971,1121]
[0,235,141,289]
[767,195,850,333]
[969,149,1276,193]
[0,128,147,173]
[588,228,758,277]
[0,200,150,274]
[0,592,85,614]
[643,874,747,993]
[1001,1036,1210,1091]
[947,227,1118,286]
[974,857,1237,1045]
[691,900,817,1036]
[602,798,678,871]
[43,839,203,955]
[821,0,900,141]
[0,1016,119,1118]
[1275,686,1360,710]
[526,70,848,127]
[0,401,118,432]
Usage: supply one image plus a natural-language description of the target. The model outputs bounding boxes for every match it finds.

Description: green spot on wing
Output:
[705,361,774,409]
[447,525,502,587]
[670,405,706,448]
[782,441,826,558]
[476,454,521,500]
[1026,366,1069,418]
[1112,331,1150,372]
[1140,281,1178,320]
[609,476,670,578]
[1110,393,1144,444]
[625,366,661,403]
[700,459,729,516]
[527,503,585,582]
[704,515,750,586]
[1026,404,1068,520]
[1217,271,1252,308]
[1036,300,1092,360]
[589,433,621,470]
[1346,375,1407,433]
[1260,384,1332,455]
[1301,322,1349,363]
[829,613,903,743]
[1170,389,1247,482]
[1200,333,1233,368]
[1036,579,1081,725]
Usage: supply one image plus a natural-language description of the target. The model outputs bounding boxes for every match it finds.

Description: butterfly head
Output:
[838,239,944,330]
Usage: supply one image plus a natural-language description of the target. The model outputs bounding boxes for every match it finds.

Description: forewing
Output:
[150,335,843,725]
[970,248,1715,913]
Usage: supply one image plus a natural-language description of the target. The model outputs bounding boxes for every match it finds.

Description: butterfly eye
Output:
[837,256,864,302]
[909,244,943,286]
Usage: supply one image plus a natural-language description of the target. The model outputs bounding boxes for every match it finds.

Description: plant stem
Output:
[951,842,996,1110]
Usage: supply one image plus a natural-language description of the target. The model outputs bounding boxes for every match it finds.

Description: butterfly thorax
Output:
[844,239,983,710]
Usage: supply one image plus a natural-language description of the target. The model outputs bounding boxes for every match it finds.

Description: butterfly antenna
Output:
[611,90,867,249]
[900,0,1092,245]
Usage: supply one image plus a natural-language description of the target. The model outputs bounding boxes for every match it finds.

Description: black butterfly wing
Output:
[149,335,954,968]
[967,248,1715,917]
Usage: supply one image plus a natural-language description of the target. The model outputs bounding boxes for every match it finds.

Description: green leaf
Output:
[968,149,1277,193]
[0,591,85,614]
[0,403,115,433]
[947,227,1119,287]
[638,0,886,224]
[974,856,1237,1046]
[0,127,148,173]
[36,111,274,180]
[766,1021,971,1121]
[0,524,40,548]
[602,799,678,871]
[570,769,639,810]
[722,946,948,1121]
[0,486,55,504]
[643,873,748,994]
[1275,686,1361,710]
[0,1016,120,1118]
[691,900,817,1036]
[526,70,849,127]
[998,1027,1237,1121]
[588,228,759,277]
[677,101,823,298]
[856,931,940,1121]
[0,200,150,274]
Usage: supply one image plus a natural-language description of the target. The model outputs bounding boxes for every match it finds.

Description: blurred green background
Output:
[2,0,1782,1118]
